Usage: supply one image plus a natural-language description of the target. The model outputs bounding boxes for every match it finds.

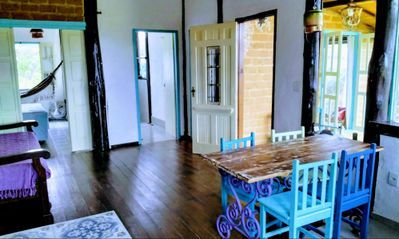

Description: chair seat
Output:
[258,191,317,222]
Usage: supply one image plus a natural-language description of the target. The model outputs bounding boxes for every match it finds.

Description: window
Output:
[207,46,220,104]
[391,24,399,122]
[15,43,42,91]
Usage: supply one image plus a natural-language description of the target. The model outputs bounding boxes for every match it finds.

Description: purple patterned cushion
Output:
[0,132,51,199]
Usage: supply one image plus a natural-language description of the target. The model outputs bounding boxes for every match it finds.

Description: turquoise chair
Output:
[333,144,377,239]
[220,132,255,151]
[220,132,255,212]
[271,126,305,143]
[258,155,338,238]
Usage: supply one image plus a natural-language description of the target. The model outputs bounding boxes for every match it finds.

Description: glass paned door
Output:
[353,34,374,130]
[319,32,342,129]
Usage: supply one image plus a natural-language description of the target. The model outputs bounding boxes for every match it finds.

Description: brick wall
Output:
[240,17,274,144]
[0,0,84,21]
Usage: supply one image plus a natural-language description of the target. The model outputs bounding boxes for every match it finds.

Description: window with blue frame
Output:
[389,19,399,123]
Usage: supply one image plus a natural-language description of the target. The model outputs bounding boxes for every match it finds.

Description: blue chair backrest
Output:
[337,144,377,200]
[220,132,255,152]
[291,155,338,218]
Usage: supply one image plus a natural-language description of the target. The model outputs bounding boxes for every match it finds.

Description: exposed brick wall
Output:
[0,0,84,21]
[240,17,275,145]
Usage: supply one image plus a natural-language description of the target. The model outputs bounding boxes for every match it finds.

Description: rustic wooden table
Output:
[202,135,382,239]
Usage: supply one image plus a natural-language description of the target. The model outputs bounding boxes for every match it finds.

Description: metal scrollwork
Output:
[216,173,284,239]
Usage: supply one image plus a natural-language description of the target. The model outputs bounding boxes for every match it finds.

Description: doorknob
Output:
[191,87,196,97]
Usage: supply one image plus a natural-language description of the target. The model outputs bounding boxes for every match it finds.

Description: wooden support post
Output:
[364,0,399,143]
[217,0,223,23]
[84,0,110,151]
[182,0,189,139]
[301,0,322,135]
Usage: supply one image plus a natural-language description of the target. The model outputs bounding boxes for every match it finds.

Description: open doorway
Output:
[13,28,71,153]
[237,10,277,144]
[0,25,92,153]
[133,30,180,145]
[316,1,376,141]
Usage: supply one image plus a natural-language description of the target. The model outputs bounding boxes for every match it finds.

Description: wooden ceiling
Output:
[323,0,376,32]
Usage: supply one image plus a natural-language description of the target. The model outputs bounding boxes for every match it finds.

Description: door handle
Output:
[191,87,196,97]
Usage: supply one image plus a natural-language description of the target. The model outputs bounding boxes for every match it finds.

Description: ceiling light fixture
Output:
[30,29,44,39]
[341,0,363,29]
[256,17,271,32]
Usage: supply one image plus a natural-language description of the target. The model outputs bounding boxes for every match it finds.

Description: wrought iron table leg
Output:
[216,173,280,239]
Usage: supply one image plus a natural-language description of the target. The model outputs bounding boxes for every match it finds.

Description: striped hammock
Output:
[20,61,63,99]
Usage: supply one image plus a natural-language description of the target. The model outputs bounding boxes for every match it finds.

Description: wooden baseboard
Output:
[110,141,140,149]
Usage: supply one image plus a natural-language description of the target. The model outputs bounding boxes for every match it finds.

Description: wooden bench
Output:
[0,120,53,225]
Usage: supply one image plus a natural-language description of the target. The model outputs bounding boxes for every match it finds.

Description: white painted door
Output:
[61,30,92,152]
[0,28,22,131]
[162,33,176,138]
[39,43,54,78]
[190,22,237,154]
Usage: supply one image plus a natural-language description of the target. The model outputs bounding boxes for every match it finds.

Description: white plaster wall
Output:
[185,0,305,132]
[374,135,399,222]
[97,0,182,145]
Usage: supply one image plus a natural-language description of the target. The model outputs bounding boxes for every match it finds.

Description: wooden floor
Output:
[2,121,399,238]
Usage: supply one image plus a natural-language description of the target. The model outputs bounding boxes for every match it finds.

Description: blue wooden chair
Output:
[271,126,305,143]
[333,144,377,239]
[220,132,255,151]
[258,155,338,239]
[220,132,255,212]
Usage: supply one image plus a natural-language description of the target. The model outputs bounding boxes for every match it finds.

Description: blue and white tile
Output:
[0,211,131,239]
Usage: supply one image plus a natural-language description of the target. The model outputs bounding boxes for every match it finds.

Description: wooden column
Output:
[301,0,322,135]
[364,0,399,143]
[182,0,189,139]
[217,0,223,23]
[83,0,110,151]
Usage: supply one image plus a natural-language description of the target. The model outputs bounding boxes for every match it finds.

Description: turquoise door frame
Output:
[132,29,181,144]
[0,19,86,30]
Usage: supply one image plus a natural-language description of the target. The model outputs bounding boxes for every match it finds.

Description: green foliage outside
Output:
[15,43,42,90]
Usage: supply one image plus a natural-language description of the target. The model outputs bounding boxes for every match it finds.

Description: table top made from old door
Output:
[202,135,383,184]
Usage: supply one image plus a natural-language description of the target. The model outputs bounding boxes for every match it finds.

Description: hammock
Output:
[20,61,63,99]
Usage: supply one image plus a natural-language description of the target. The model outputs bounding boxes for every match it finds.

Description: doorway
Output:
[13,28,71,152]
[237,10,277,144]
[133,30,180,145]
[0,22,91,153]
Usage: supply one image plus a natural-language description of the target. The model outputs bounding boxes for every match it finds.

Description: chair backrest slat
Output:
[291,154,338,217]
[338,144,377,201]
[354,156,361,193]
[346,156,353,197]
[302,168,309,210]
[271,126,305,143]
[320,164,327,204]
[311,166,318,207]
[361,154,368,190]
[220,132,255,152]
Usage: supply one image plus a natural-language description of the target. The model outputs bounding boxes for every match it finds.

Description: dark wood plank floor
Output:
[2,121,399,238]
[1,121,223,238]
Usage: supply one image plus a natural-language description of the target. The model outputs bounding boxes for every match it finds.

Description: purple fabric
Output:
[0,132,51,199]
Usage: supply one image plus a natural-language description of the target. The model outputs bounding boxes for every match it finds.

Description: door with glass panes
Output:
[190,22,237,154]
